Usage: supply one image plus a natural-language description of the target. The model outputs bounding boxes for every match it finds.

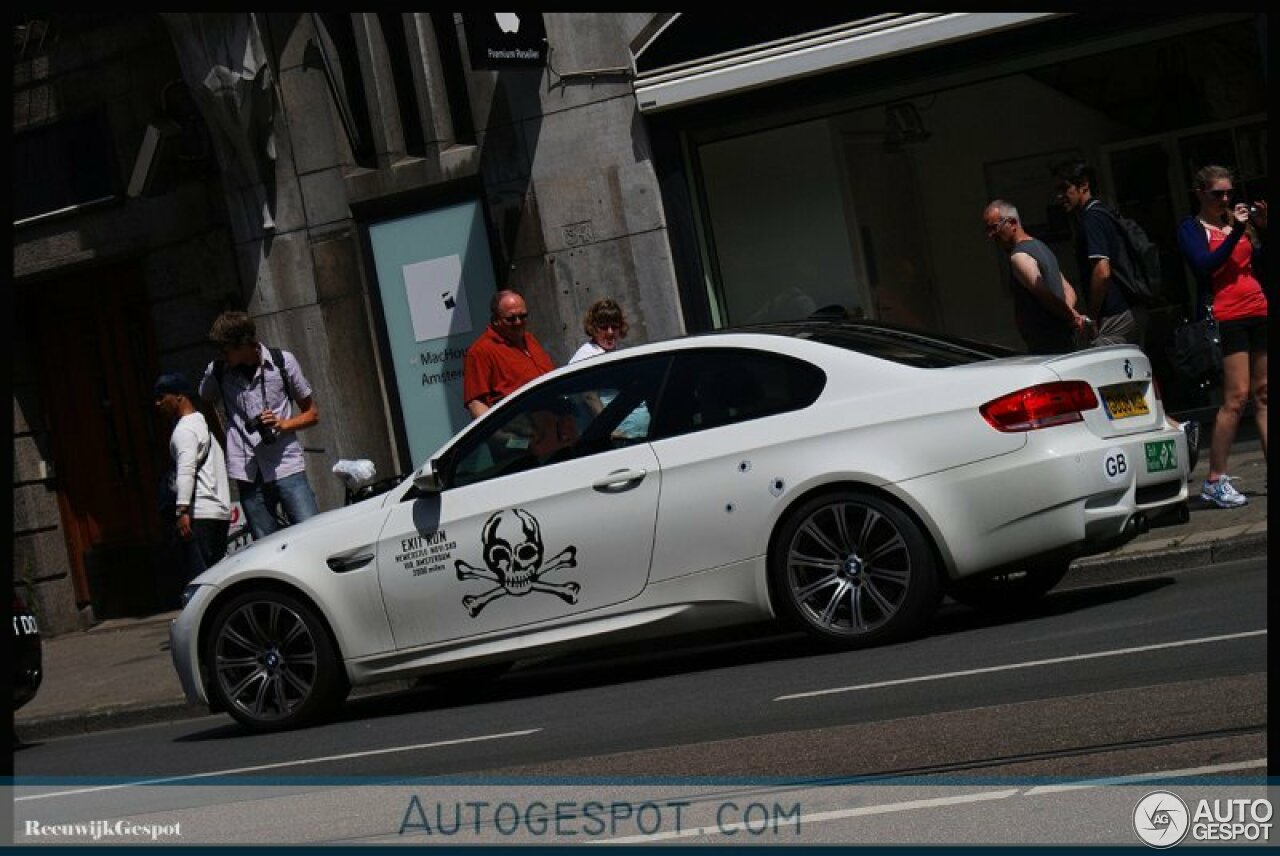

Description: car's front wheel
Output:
[204,590,349,732]
[771,490,939,647]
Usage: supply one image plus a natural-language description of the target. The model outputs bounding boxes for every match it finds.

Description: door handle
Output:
[327,551,374,573]
[592,467,647,493]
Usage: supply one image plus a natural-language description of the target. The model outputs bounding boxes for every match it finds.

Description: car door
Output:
[646,348,826,584]
[375,355,669,651]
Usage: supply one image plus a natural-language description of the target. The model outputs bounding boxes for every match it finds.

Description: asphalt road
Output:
[12,558,1268,847]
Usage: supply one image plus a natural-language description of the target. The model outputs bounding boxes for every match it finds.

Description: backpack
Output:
[1095,203,1161,304]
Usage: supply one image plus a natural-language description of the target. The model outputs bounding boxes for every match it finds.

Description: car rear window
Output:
[784,323,1016,368]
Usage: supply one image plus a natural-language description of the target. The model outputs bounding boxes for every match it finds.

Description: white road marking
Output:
[597,758,1268,844]
[14,728,542,802]
[1023,758,1269,794]
[600,789,1020,844]
[774,630,1267,701]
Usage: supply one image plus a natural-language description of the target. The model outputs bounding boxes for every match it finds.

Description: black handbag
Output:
[1168,307,1222,389]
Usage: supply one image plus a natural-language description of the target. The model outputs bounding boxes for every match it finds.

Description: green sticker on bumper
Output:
[1145,439,1178,473]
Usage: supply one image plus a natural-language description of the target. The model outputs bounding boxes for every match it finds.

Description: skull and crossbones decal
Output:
[455,508,580,617]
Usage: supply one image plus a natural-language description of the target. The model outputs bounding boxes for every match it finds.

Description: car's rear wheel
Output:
[771,491,939,647]
[204,590,349,732]
[947,557,1071,612]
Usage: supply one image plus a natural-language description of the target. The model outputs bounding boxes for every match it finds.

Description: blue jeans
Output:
[237,471,320,540]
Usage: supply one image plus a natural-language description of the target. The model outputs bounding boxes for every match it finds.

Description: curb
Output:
[16,701,212,744]
[1069,530,1267,582]
[15,681,418,744]
[15,535,1268,742]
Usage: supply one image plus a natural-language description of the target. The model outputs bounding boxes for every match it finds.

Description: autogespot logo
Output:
[1134,791,1190,848]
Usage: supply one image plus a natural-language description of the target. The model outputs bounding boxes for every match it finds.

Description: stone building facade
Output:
[13,13,685,633]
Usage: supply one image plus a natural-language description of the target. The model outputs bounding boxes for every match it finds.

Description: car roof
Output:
[539,321,1015,379]
[614,318,1016,369]
[426,320,1013,465]
[720,319,1014,358]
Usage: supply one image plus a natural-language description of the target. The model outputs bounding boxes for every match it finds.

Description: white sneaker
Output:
[1201,475,1247,508]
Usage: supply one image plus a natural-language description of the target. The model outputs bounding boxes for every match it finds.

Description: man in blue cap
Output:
[155,372,232,580]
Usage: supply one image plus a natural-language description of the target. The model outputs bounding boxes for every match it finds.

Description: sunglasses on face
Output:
[1204,189,1233,199]
[501,312,529,323]
[984,217,1011,234]
[596,322,622,332]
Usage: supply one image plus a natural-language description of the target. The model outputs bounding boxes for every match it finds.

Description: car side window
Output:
[651,349,825,439]
[448,355,670,489]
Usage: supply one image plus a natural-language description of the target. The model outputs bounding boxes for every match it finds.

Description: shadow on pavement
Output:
[169,576,1181,741]
[931,576,1177,635]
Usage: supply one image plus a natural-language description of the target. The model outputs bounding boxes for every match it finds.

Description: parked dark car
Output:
[13,589,43,710]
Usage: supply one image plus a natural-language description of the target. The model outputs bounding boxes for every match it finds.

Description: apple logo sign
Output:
[495,13,520,33]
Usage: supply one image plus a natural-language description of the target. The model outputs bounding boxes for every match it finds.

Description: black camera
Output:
[245,415,278,445]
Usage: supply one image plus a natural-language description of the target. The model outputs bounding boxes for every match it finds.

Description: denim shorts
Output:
[1218,315,1268,356]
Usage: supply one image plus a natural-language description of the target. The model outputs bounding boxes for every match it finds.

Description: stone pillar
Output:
[162,13,398,509]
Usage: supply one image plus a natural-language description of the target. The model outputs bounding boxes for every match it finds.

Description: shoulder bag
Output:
[1168,306,1222,390]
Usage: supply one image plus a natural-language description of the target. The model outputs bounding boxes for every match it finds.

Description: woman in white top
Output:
[569,298,628,364]
[568,298,649,439]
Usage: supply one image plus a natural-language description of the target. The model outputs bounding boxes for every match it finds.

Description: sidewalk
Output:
[15,441,1267,742]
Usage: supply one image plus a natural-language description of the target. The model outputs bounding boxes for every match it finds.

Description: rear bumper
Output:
[896,423,1189,579]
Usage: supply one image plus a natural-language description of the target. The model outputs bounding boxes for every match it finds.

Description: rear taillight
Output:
[980,381,1099,432]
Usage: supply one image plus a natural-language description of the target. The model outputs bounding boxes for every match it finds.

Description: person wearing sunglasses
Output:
[1176,164,1268,508]
[569,297,629,364]
[463,289,555,419]
[1051,160,1147,349]
[568,297,650,439]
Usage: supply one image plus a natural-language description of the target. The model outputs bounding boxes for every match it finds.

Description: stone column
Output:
[162,12,398,509]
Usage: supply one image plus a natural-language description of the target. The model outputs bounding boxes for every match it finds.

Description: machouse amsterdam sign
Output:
[463,13,547,68]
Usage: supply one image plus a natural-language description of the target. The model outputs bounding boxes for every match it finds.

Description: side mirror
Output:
[413,459,443,493]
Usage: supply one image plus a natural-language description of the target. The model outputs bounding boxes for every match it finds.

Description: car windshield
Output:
[733,321,1017,369]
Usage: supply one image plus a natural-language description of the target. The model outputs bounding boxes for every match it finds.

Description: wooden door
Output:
[33,264,163,610]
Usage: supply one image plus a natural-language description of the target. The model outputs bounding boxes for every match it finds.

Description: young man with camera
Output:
[200,310,321,539]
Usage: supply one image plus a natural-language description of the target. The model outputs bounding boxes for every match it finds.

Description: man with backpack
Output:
[1052,160,1200,466]
[199,310,321,539]
[1052,160,1152,348]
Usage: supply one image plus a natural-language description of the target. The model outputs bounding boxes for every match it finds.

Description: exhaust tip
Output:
[1130,513,1149,535]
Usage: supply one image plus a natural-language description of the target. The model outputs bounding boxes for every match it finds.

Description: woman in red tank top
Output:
[1175,165,1268,508]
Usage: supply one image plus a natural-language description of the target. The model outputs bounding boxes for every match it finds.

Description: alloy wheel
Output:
[213,599,320,723]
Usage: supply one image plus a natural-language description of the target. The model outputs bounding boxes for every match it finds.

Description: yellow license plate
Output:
[1101,384,1149,420]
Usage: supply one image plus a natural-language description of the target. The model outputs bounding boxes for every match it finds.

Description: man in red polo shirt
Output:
[463,289,556,419]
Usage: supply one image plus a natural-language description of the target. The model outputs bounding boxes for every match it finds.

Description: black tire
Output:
[770,490,940,647]
[947,558,1071,612]
[204,589,349,732]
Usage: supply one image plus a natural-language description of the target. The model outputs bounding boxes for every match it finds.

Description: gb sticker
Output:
[1102,447,1130,484]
